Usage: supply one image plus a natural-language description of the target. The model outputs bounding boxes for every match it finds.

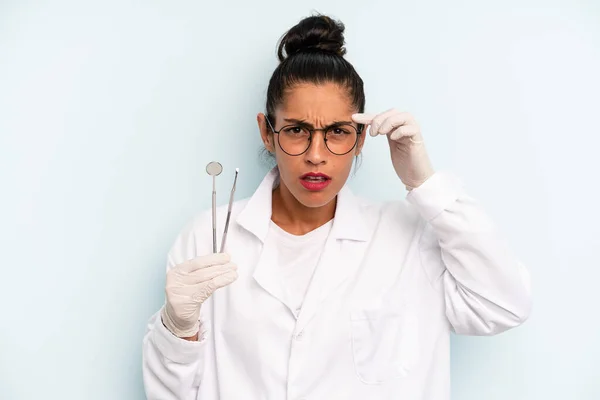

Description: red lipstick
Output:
[299,172,331,191]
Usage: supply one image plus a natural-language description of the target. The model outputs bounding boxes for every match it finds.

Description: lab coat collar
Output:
[236,167,369,242]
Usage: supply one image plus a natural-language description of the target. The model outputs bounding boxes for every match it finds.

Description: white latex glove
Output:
[353,109,435,190]
[161,253,238,338]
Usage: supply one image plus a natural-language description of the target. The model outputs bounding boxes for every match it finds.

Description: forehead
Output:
[278,82,354,120]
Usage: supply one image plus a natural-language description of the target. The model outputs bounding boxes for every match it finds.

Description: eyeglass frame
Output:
[265,115,364,156]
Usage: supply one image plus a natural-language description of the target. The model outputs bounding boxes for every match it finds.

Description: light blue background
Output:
[1,1,598,399]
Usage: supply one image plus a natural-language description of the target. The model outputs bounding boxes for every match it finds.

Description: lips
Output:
[301,172,331,181]
[299,172,331,191]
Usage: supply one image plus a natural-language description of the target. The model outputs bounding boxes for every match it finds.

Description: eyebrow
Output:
[283,118,354,128]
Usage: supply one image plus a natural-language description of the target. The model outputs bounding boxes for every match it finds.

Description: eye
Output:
[283,126,306,135]
[331,127,350,135]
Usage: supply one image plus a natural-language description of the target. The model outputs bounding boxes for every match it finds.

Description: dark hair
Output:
[265,15,365,128]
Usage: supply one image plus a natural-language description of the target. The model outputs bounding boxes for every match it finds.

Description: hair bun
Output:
[278,15,346,62]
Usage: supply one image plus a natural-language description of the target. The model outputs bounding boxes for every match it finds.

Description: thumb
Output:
[352,113,375,125]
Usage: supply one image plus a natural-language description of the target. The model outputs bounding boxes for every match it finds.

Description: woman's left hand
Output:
[353,109,435,190]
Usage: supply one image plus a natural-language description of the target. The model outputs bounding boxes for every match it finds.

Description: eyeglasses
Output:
[265,116,362,156]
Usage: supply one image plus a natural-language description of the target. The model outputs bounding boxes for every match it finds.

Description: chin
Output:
[295,188,338,209]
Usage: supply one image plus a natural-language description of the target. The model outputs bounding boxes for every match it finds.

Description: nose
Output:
[304,131,328,165]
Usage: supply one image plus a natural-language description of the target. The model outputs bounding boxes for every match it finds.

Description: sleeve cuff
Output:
[406,171,464,222]
[152,310,208,364]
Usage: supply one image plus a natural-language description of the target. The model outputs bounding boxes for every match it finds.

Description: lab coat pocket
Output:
[350,307,420,385]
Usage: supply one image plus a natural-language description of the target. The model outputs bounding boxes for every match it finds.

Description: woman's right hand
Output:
[161,253,238,338]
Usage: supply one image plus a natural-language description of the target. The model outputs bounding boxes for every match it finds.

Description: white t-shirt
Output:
[266,219,333,317]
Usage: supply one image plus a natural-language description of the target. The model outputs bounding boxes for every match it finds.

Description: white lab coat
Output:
[142,168,531,400]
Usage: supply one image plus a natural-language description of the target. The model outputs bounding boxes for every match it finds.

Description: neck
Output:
[271,183,336,236]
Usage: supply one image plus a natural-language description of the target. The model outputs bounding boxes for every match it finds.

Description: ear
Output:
[354,126,367,156]
[257,113,275,153]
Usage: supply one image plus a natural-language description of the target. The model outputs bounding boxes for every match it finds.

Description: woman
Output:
[143,15,531,400]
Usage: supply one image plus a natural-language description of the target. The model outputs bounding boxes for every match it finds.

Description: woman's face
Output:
[258,82,365,209]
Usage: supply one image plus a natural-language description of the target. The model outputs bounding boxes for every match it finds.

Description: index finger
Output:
[352,113,376,125]
[178,252,231,273]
